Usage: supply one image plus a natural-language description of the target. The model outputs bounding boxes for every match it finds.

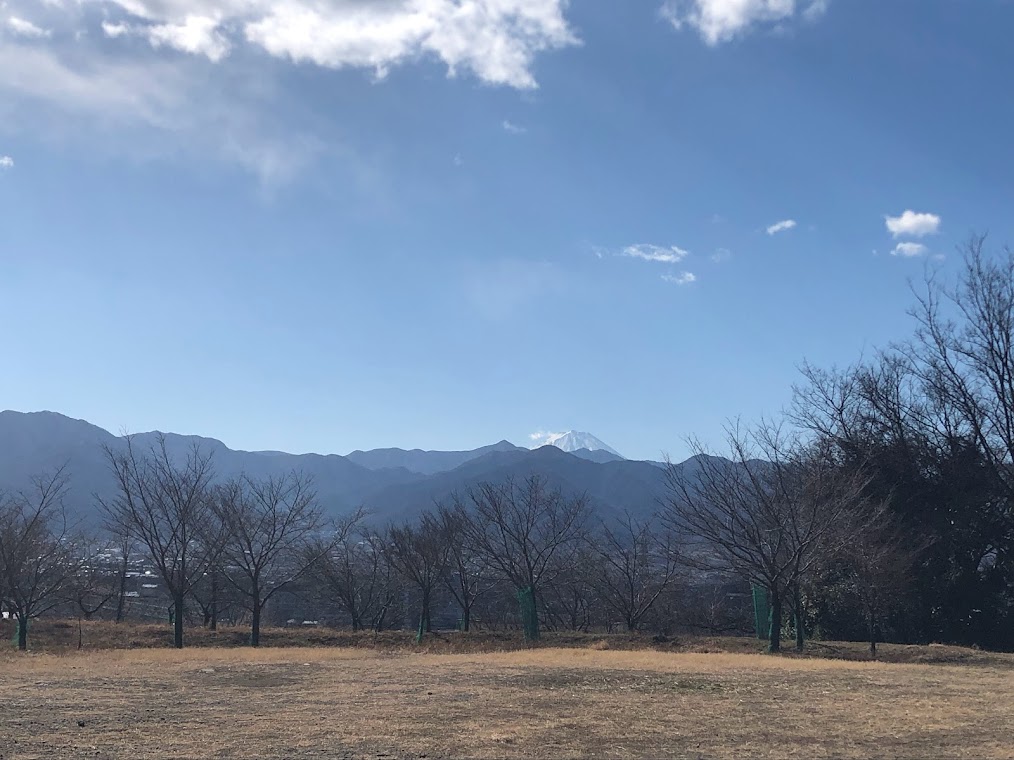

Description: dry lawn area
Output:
[2,644,1013,759]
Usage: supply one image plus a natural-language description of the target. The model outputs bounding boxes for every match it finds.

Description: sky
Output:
[2,0,1013,462]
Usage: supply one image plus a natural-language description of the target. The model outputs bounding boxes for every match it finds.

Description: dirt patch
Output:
[185,664,305,689]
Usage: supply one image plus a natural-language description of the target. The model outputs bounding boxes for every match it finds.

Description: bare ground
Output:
[2,641,1014,759]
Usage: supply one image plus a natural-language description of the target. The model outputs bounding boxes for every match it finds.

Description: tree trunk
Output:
[209,572,218,632]
[375,600,390,633]
[115,556,128,623]
[173,595,185,649]
[519,586,540,641]
[768,589,782,653]
[869,611,878,659]
[461,605,470,632]
[251,602,262,647]
[17,615,28,651]
[418,589,431,641]
[794,590,805,652]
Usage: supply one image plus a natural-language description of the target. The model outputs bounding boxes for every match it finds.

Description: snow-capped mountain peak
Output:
[529,430,624,459]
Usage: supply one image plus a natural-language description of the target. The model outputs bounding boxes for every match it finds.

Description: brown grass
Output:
[2,635,1014,758]
[3,619,1011,667]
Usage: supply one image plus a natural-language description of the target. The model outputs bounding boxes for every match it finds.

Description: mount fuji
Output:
[531,431,625,460]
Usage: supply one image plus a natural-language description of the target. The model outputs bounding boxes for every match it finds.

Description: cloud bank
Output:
[0,1,578,179]
[54,0,579,89]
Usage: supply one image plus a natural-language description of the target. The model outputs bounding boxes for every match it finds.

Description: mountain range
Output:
[0,411,681,525]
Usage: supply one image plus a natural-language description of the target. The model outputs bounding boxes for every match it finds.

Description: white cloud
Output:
[662,271,697,285]
[147,15,231,62]
[766,219,797,235]
[885,210,941,238]
[7,15,51,38]
[0,155,13,169]
[622,243,689,264]
[661,0,828,45]
[529,430,561,447]
[891,242,928,258]
[101,21,129,38]
[711,247,731,263]
[237,0,577,89]
[502,119,526,134]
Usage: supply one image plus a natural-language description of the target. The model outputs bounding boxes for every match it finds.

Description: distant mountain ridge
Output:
[0,411,683,525]
[346,440,523,475]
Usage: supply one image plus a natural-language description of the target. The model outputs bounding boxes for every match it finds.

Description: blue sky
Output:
[2,0,1013,461]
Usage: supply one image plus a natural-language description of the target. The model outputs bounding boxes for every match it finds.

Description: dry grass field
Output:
[3,628,1014,759]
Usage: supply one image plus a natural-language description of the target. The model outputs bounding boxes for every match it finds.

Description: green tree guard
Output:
[517,586,540,641]
[13,618,29,649]
[415,611,429,645]
[768,592,783,652]
[751,584,770,640]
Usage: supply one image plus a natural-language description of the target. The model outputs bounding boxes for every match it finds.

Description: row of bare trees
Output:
[787,237,1014,651]
[307,476,684,642]
[663,425,923,654]
[99,436,335,648]
[0,441,697,649]
[1,433,909,654]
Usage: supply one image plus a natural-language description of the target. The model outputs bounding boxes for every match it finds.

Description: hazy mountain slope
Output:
[360,445,669,522]
[566,447,626,464]
[346,440,523,475]
[0,411,119,516]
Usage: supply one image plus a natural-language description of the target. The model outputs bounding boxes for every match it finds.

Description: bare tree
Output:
[908,237,1014,498]
[846,505,929,658]
[540,554,597,632]
[387,511,450,641]
[69,537,118,621]
[108,524,137,624]
[100,435,223,648]
[464,475,590,640]
[438,503,490,632]
[212,473,333,646]
[662,423,870,652]
[314,510,396,631]
[65,537,119,649]
[585,512,681,632]
[0,469,80,650]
